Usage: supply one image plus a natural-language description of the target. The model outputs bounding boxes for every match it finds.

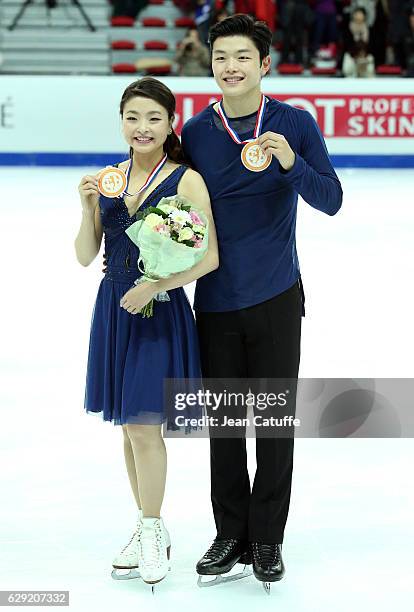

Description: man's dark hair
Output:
[208,13,272,62]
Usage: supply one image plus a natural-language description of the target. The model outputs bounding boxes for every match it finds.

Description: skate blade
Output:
[140,575,168,595]
[263,581,271,595]
[111,567,141,581]
[197,565,253,588]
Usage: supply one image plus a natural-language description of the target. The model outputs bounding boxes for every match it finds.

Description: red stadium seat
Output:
[376,65,402,76]
[149,0,165,4]
[111,40,136,50]
[142,17,166,27]
[144,40,169,50]
[111,16,135,27]
[277,63,304,75]
[175,17,195,27]
[112,63,137,73]
[144,65,172,75]
[311,67,337,75]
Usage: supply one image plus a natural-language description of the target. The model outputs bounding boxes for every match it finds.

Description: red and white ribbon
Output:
[122,153,168,197]
[217,94,267,145]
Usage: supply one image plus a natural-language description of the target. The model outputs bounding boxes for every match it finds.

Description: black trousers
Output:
[195,279,304,544]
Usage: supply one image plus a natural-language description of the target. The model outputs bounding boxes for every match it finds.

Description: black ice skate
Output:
[196,537,252,587]
[251,542,285,594]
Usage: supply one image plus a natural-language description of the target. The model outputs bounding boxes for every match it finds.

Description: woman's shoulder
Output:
[116,160,129,172]
[177,167,210,205]
[176,165,204,186]
[167,161,184,173]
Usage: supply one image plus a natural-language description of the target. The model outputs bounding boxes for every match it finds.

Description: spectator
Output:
[342,39,376,75]
[345,0,377,27]
[173,0,195,14]
[278,0,314,65]
[213,6,231,23]
[255,0,277,30]
[343,5,370,50]
[111,0,149,18]
[310,0,339,58]
[370,0,389,65]
[195,0,213,45]
[175,28,211,75]
[404,4,414,75]
[388,0,412,67]
[234,0,256,18]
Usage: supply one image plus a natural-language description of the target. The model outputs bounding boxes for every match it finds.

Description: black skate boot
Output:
[251,542,285,594]
[196,537,252,587]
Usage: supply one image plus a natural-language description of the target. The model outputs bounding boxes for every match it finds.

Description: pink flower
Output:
[189,210,203,225]
[154,223,170,236]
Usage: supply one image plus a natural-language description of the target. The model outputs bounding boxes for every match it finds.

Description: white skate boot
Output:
[137,516,171,592]
[111,509,142,580]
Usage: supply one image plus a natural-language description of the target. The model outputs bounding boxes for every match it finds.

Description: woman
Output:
[74,77,219,587]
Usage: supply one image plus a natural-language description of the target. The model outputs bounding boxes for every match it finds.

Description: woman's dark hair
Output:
[119,77,186,164]
[208,13,272,62]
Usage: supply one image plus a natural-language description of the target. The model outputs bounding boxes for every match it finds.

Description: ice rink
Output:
[1,166,413,611]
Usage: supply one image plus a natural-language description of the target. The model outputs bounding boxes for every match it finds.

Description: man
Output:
[180,14,343,588]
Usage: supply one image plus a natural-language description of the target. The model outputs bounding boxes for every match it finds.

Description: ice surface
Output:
[0,167,413,611]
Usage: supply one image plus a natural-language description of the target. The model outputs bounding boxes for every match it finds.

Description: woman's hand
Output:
[120,282,157,315]
[78,173,100,213]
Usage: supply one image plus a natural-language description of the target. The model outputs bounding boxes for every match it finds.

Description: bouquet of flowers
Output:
[124,194,209,317]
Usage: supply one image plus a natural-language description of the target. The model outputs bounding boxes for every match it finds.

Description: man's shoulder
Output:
[267,96,311,122]
[181,105,212,135]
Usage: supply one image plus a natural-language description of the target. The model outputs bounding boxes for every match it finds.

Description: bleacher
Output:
[0,0,203,75]
[0,0,281,76]
[1,0,411,77]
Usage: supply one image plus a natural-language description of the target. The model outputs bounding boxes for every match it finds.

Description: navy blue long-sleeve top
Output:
[180,97,343,312]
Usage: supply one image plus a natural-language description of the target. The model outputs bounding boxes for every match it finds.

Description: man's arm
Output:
[180,123,195,168]
[279,110,343,216]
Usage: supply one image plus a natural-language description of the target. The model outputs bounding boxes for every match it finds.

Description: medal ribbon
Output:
[217,94,267,145]
[122,153,168,197]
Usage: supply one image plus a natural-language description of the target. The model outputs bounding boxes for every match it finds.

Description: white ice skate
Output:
[137,516,171,593]
[111,509,142,580]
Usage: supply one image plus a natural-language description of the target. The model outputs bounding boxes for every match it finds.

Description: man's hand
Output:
[258,131,296,171]
[120,282,156,315]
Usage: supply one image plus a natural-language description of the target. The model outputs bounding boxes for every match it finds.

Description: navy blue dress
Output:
[83,162,203,428]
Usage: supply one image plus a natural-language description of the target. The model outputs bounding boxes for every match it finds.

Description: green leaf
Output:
[151,207,168,217]
[144,206,168,218]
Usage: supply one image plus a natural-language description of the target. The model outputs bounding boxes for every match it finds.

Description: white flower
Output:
[169,209,192,226]
[144,213,164,228]
[157,203,176,214]
[178,227,194,242]
[192,224,206,235]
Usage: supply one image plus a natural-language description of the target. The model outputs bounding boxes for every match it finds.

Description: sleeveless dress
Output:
[83,162,203,429]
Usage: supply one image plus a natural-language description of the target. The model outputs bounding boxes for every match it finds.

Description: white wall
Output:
[1,76,413,164]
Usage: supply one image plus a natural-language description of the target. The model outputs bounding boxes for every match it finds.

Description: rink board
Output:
[0,76,413,167]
